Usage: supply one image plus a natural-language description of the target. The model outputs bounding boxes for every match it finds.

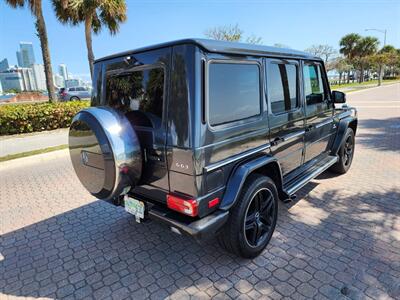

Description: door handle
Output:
[271,137,284,146]
[305,124,314,132]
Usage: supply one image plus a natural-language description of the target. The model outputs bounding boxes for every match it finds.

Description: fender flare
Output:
[219,155,283,210]
[331,116,357,155]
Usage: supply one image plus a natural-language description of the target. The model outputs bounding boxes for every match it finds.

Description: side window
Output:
[208,62,261,126]
[267,62,298,114]
[69,88,76,91]
[303,63,328,105]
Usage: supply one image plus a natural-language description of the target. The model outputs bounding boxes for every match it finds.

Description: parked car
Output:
[68,39,357,258]
[59,86,91,101]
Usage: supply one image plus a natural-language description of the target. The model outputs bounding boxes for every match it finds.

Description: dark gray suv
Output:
[69,39,357,258]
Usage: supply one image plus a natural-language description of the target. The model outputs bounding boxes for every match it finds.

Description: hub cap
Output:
[244,188,275,247]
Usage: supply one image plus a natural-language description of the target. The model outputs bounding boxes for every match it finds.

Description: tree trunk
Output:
[378,64,383,86]
[347,70,350,84]
[339,72,342,85]
[35,2,56,102]
[85,15,95,79]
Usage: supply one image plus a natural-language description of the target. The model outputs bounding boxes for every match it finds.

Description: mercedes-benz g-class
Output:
[69,39,357,258]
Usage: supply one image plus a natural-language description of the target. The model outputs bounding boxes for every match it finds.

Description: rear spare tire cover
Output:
[69,107,142,200]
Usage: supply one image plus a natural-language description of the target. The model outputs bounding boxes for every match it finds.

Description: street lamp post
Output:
[365,28,387,46]
[365,28,387,86]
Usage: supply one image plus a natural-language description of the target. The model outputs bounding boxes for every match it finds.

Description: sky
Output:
[0,0,399,79]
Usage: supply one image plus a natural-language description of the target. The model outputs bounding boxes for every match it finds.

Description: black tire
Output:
[70,96,80,101]
[218,174,278,258]
[330,127,355,174]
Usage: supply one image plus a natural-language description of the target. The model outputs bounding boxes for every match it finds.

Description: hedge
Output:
[0,101,90,135]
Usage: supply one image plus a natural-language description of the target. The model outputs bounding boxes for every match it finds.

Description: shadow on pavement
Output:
[1,186,399,299]
[357,117,400,152]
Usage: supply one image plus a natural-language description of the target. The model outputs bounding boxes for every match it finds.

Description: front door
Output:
[266,58,305,176]
[302,61,335,163]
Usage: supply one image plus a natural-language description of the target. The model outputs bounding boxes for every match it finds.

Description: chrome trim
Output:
[285,156,338,195]
[315,119,333,129]
[281,130,305,142]
[204,143,271,173]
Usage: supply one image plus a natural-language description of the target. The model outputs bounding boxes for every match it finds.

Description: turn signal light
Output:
[167,194,198,216]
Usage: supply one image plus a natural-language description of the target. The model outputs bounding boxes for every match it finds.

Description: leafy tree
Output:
[369,45,400,85]
[331,58,352,85]
[53,0,127,78]
[5,0,57,102]
[205,24,263,44]
[305,44,337,65]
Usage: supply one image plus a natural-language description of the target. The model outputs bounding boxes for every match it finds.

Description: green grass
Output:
[331,79,400,90]
[0,144,68,162]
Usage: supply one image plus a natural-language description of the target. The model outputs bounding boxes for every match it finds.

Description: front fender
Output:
[219,155,281,210]
[331,116,357,155]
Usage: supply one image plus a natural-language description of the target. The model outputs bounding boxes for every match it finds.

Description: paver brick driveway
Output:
[1,84,399,299]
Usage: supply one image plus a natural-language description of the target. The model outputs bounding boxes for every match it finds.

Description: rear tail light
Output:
[167,194,198,217]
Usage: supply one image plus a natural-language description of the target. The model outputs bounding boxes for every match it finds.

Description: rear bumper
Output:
[148,205,229,241]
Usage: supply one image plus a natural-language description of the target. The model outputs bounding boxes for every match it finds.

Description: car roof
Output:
[95,38,320,63]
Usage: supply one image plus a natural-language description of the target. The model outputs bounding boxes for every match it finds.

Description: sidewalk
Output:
[0,128,68,157]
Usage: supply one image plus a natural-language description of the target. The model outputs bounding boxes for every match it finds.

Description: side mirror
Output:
[332,91,346,103]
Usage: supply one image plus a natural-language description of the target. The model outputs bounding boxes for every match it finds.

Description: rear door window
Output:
[105,67,165,119]
[208,62,261,126]
[267,62,298,114]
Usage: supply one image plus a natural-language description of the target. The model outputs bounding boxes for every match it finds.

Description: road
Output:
[0,84,399,299]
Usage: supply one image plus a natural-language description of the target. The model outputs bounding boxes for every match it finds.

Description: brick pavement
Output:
[0,84,399,299]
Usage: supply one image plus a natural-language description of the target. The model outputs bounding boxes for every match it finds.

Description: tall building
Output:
[0,58,9,72]
[54,73,65,88]
[0,70,24,92]
[59,64,68,83]
[16,42,36,67]
[0,80,3,94]
[0,67,38,92]
[32,64,46,91]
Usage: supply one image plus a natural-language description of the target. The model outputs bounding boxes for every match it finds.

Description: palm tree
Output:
[5,0,57,102]
[355,36,379,82]
[52,0,127,78]
[339,33,362,83]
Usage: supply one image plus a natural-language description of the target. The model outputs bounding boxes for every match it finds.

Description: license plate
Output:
[124,196,145,220]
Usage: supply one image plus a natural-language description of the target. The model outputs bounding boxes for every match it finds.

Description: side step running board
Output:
[284,155,338,196]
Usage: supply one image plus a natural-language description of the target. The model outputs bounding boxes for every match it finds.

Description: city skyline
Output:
[0,0,398,76]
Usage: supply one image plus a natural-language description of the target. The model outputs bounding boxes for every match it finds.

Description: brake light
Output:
[167,194,198,216]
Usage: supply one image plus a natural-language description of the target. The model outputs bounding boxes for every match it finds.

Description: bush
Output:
[0,101,90,135]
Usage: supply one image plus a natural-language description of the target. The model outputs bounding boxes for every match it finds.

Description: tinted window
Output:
[69,88,76,91]
[105,67,164,119]
[303,63,327,105]
[76,87,85,91]
[209,63,260,126]
[267,63,298,114]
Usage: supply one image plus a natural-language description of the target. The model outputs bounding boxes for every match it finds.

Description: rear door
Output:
[266,58,305,175]
[102,48,171,199]
[302,61,335,163]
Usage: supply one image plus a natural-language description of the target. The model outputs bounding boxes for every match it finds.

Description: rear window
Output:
[208,62,261,126]
[105,67,164,119]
